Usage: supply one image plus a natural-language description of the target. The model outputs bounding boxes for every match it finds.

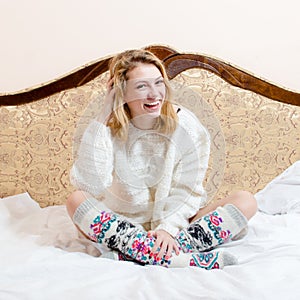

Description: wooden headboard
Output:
[1,45,299,106]
[1,45,299,206]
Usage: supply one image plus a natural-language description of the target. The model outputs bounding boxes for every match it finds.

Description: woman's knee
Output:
[190,190,257,223]
[66,190,90,218]
[229,190,258,220]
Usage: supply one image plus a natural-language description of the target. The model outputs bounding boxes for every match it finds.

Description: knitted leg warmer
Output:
[73,198,237,269]
[176,204,248,253]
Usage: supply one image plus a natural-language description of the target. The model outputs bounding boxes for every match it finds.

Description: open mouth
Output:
[144,101,160,110]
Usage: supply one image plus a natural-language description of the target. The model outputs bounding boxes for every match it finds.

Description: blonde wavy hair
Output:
[107,49,178,140]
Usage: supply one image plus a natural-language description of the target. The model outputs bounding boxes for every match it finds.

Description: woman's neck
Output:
[131,116,158,130]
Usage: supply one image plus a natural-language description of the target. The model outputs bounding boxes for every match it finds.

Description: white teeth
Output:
[145,101,159,106]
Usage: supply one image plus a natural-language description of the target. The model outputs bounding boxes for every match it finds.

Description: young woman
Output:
[66,49,257,269]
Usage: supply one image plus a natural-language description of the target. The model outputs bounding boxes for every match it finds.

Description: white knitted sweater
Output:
[70,107,210,237]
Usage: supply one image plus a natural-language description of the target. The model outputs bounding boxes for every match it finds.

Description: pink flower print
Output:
[219,230,230,240]
[100,211,113,224]
[212,262,220,269]
[209,213,223,226]
[190,258,196,266]
[138,242,150,255]
[152,252,161,262]
[90,222,102,235]
[132,239,141,250]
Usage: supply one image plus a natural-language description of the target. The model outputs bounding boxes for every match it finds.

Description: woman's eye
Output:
[155,80,164,85]
[136,84,147,89]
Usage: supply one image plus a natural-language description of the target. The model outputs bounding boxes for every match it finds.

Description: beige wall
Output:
[1,0,299,92]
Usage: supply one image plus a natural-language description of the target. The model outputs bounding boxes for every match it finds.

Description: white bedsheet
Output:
[1,163,300,299]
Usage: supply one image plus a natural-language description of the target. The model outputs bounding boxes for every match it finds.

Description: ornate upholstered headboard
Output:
[1,45,300,207]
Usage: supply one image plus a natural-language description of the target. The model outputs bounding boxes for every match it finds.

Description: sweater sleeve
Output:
[151,110,210,237]
[70,120,114,197]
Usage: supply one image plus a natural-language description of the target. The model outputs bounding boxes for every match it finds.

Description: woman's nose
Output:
[147,85,160,99]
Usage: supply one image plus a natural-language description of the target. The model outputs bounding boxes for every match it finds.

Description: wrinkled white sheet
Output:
[1,183,300,299]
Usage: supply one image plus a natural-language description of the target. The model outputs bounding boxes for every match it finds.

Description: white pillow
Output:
[255,160,300,214]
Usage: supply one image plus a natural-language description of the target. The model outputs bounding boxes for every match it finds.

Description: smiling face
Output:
[124,63,166,127]
[107,49,177,139]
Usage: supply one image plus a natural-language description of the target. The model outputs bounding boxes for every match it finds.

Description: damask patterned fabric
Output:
[1,69,299,206]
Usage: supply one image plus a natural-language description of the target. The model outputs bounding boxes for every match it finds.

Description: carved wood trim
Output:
[1,45,299,106]
[163,53,300,106]
[0,58,111,106]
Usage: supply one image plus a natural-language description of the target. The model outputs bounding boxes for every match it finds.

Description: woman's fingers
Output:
[99,79,116,123]
[151,232,161,254]
[107,78,114,90]
[149,230,180,260]
[172,242,180,256]
[157,240,168,259]
[165,242,173,259]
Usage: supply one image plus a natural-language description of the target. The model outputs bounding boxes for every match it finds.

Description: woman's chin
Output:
[143,106,162,117]
[145,111,161,119]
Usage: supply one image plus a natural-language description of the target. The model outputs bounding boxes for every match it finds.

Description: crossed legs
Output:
[66,190,257,269]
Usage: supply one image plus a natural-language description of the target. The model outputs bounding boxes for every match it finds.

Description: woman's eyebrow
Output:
[134,76,163,82]
[129,76,164,86]
[134,79,147,83]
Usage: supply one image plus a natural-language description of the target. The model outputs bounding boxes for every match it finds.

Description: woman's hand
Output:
[97,78,115,124]
[148,229,180,260]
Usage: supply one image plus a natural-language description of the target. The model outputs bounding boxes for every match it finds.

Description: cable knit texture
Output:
[70,107,210,237]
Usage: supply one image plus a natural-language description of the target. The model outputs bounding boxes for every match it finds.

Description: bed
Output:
[1,45,300,299]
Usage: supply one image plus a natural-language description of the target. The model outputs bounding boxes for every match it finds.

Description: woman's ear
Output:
[107,78,114,90]
[110,77,115,88]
